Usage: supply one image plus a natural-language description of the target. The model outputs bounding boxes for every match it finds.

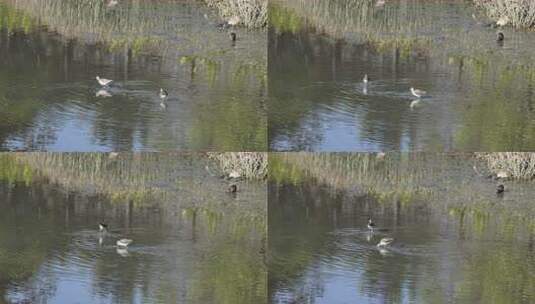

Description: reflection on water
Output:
[0,1,266,151]
[0,153,266,304]
[269,154,535,303]
[269,0,535,151]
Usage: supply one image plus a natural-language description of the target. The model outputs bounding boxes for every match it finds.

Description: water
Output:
[0,1,266,151]
[269,0,535,152]
[269,154,535,303]
[0,154,267,304]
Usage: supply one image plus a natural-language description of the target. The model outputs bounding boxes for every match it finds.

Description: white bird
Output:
[375,0,386,8]
[377,237,394,247]
[96,76,113,87]
[496,16,510,27]
[159,88,168,99]
[227,16,240,26]
[107,0,118,7]
[410,87,426,98]
[116,239,133,247]
[229,171,241,179]
[363,74,369,84]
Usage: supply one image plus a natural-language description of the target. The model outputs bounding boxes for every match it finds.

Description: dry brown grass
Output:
[474,0,535,28]
[476,152,535,179]
[205,0,267,28]
[208,152,267,180]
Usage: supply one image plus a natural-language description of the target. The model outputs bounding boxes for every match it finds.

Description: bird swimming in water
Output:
[228,184,238,193]
[367,218,376,231]
[497,32,505,46]
[377,237,394,247]
[99,223,108,232]
[230,32,237,42]
[96,76,113,87]
[496,184,505,194]
[410,87,427,98]
[116,239,133,247]
[159,88,168,99]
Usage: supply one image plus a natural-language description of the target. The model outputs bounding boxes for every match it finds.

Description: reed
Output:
[208,152,267,180]
[474,0,535,29]
[476,152,535,179]
[206,0,267,28]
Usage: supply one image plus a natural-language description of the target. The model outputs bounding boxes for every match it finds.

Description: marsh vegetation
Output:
[269,152,535,303]
[269,0,535,151]
[0,152,266,304]
[0,0,266,151]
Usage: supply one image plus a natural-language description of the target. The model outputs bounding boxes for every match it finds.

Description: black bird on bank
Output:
[496,184,505,195]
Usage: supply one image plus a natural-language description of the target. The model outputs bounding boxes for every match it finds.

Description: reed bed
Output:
[474,0,535,29]
[271,153,535,235]
[208,152,267,180]
[206,0,267,28]
[269,152,448,203]
[476,152,535,179]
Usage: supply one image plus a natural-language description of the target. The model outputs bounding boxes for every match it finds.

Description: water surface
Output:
[0,1,266,151]
[269,153,535,303]
[0,153,266,304]
[269,0,535,151]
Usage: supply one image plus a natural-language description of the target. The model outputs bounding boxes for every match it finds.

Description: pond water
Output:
[269,0,535,152]
[0,154,266,304]
[269,153,535,303]
[0,1,266,151]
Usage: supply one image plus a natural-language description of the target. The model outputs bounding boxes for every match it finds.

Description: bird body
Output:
[367,218,376,231]
[229,171,241,179]
[227,16,240,26]
[228,184,238,193]
[410,87,426,98]
[363,74,369,84]
[230,32,237,42]
[96,76,113,86]
[377,237,394,247]
[496,184,505,194]
[159,88,168,99]
[497,16,510,27]
[107,0,118,7]
[117,239,133,247]
[375,0,386,7]
[497,32,504,45]
[99,223,108,232]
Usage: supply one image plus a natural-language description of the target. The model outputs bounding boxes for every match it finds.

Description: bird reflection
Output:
[96,89,112,98]
[410,99,421,109]
[116,247,130,257]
